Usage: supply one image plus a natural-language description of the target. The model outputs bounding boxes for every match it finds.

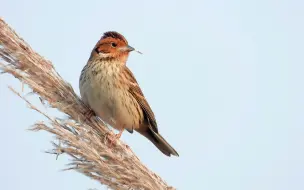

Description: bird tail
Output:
[139,128,179,157]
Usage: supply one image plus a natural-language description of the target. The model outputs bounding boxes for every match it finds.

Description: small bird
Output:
[79,31,179,157]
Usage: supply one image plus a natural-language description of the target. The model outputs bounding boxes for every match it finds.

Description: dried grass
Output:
[0,18,175,190]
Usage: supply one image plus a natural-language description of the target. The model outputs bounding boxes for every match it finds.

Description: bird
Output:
[79,31,179,157]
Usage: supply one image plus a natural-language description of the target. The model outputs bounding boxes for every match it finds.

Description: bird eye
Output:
[111,42,117,47]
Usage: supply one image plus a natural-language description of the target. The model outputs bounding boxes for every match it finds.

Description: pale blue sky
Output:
[1,0,304,190]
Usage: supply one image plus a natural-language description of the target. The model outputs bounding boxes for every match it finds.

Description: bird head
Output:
[90,31,139,63]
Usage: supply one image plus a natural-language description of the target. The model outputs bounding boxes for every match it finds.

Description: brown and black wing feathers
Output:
[123,67,158,133]
[123,67,179,157]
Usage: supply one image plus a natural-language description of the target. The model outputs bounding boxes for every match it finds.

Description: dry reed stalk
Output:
[0,18,175,190]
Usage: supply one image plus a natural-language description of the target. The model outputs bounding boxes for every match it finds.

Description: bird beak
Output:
[121,45,135,52]
[120,45,143,54]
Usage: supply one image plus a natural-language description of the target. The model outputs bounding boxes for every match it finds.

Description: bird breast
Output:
[79,61,142,131]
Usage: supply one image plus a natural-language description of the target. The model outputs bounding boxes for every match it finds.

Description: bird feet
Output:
[104,129,124,147]
[83,109,95,122]
[115,129,124,139]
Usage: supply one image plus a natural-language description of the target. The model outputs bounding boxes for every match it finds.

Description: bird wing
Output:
[123,66,158,133]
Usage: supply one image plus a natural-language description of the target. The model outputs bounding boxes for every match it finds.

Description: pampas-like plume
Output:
[0,18,175,190]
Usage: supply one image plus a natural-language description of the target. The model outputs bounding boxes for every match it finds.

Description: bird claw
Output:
[84,109,95,122]
[104,130,124,148]
[104,132,118,147]
[115,129,123,139]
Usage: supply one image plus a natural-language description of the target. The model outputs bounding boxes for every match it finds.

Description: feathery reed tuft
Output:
[0,18,175,190]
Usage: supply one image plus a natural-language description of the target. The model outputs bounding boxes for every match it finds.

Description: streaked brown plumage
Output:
[79,31,178,157]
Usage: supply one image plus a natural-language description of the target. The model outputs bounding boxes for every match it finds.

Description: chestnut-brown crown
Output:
[93,31,129,56]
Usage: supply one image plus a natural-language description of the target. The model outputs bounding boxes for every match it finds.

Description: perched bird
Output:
[79,31,179,157]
